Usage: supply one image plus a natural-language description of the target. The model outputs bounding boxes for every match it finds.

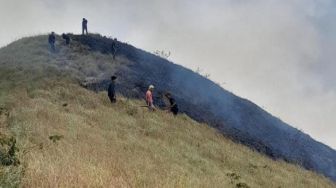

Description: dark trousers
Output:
[49,43,55,52]
[109,95,116,103]
[171,106,178,115]
[112,50,116,59]
[82,26,88,35]
[111,48,117,59]
[171,109,178,115]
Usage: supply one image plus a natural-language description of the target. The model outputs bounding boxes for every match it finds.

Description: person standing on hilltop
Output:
[146,85,155,111]
[48,32,56,52]
[82,18,88,35]
[108,76,117,103]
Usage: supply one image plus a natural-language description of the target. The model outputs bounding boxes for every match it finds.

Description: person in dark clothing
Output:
[111,39,117,60]
[108,76,117,103]
[165,93,178,115]
[48,32,56,52]
[62,33,70,45]
[82,18,88,35]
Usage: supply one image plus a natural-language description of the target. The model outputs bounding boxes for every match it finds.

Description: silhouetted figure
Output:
[62,33,70,45]
[165,92,179,115]
[108,76,117,103]
[48,32,56,52]
[111,39,117,60]
[82,18,88,35]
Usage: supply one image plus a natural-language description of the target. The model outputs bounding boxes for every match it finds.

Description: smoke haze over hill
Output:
[1,0,336,149]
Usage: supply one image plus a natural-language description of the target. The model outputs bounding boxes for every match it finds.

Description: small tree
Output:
[195,67,202,74]
[204,73,211,79]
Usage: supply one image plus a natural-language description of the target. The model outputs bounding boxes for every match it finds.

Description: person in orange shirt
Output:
[146,85,155,110]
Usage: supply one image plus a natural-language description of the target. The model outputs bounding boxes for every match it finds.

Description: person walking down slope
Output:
[146,85,155,111]
[62,33,70,45]
[165,92,179,115]
[48,32,56,52]
[108,76,117,103]
[82,18,88,35]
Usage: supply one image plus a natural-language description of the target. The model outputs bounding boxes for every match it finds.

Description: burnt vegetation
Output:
[70,34,336,182]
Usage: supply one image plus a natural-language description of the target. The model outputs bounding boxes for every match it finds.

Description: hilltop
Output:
[0,34,335,187]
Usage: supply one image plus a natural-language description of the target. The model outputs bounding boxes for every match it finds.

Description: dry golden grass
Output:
[0,79,333,188]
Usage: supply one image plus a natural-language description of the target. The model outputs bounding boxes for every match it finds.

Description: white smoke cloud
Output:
[0,0,335,149]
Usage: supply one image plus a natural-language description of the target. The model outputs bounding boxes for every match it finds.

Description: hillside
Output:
[70,34,336,181]
[0,35,335,187]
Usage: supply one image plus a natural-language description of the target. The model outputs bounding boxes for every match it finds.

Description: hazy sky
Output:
[1,0,335,149]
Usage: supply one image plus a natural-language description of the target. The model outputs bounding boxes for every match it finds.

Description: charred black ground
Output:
[70,34,336,182]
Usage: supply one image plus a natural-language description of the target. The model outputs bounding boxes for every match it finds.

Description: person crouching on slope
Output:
[165,92,178,115]
[146,85,155,111]
[62,33,70,45]
[108,76,117,103]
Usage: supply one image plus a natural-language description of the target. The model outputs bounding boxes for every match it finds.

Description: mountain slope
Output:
[0,35,335,187]
[0,79,334,187]
[69,34,336,181]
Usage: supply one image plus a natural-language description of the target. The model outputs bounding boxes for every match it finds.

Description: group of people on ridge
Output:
[48,32,72,52]
[48,18,89,52]
[49,18,177,115]
[108,76,179,115]
[48,18,117,59]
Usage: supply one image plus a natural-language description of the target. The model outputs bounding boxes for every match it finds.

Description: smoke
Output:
[0,0,335,149]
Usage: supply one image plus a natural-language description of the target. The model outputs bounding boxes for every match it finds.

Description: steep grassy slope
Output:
[68,34,336,181]
[0,35,335,187]
[0,67,334,188]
